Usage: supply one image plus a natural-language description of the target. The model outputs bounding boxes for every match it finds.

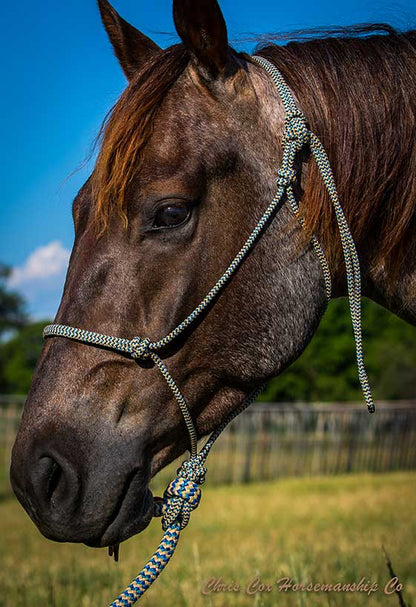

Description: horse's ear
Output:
[97,0,160,80]
[173,0,231,79]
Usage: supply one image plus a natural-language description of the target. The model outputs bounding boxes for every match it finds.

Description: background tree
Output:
[0,321,47,394]
[0,264,27,337]
[0,263,47,396]
[261,298,416,402]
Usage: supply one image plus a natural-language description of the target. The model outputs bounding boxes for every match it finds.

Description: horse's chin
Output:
[86,487,154,548]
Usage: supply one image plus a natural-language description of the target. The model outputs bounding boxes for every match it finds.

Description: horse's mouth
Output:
[88,475,154,548]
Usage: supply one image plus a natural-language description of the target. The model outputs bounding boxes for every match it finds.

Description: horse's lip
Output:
[86,476,154,548]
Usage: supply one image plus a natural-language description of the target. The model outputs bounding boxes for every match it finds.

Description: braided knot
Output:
[155,458,207,530]
[130,336,152,360]
[162,477,201,530]
[276,167,297,188]
[282,110,309,151]
[177,458,207,485]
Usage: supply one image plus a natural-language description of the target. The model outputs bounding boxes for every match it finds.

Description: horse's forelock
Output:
[92,44,190,234]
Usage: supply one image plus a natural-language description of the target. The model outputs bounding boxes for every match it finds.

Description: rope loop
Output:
[130,337,152,361]
[152,496,165,519]
[282,110,310,150]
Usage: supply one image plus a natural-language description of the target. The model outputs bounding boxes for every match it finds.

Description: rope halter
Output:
[42,55,375,607]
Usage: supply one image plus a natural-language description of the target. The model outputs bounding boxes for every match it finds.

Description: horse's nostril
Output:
[34,454,79,511]
[45,459,63,502]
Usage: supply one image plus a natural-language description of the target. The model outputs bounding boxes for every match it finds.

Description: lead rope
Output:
[108,386,263,607]
[42,55,375,607]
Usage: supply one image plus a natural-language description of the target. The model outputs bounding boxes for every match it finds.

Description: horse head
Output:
[11,0,370,547]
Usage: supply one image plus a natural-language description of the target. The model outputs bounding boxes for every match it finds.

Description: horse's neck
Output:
[366,260,416,326]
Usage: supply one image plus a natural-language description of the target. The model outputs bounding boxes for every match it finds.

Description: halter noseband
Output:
[42,56,375,607]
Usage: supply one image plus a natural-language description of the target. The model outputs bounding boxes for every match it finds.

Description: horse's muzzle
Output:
[10,425,154,546]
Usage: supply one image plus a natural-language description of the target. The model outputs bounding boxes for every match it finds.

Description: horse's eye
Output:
[153,202,190,228]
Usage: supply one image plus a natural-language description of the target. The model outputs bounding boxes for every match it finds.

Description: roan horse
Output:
[10,0,416,556]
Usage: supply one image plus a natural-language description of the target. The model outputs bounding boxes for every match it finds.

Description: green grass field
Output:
[0,472,415,607]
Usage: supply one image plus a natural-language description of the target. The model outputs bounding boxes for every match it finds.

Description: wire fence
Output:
[203,400,416,484]
[1,396,415,496]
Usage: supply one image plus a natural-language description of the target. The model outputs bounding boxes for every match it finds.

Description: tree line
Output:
[0,263,415,401]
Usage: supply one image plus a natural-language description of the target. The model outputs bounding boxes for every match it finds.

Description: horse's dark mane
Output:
[251,23,403,45]
[93,24,416,278]
[252,24,416,276]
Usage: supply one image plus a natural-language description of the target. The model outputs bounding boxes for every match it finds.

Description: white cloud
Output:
[9,241,70,287]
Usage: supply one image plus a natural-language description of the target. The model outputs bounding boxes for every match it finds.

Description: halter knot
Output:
[277,167,297,188]
[282,110,309,150]
[161,477,201,530]
[177,457,207,485]
[154,458,207,530]
[130,337,152,360]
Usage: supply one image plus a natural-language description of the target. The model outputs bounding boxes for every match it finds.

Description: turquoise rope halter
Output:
[42,56,375,606]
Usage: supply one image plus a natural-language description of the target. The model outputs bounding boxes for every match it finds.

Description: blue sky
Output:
[1,0,415,319]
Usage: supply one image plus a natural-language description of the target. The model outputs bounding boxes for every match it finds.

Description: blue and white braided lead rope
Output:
[108,388,262,607]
